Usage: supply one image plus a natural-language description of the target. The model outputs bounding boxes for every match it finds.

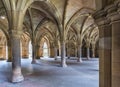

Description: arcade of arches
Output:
[0,0,119,87]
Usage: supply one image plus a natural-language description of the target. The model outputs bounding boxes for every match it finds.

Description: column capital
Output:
[105,4,120,23]
[60,40,66,45]
[93,10,110,26]
[93,1,120,25]
[53,41,58,48]
[9,30,23,38]
[36,44,40,48]
[77,44,82,48]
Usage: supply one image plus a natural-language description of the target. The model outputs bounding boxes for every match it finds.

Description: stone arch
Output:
[28,0,61,35]
[65,7,95,36]
[21,32,31,58]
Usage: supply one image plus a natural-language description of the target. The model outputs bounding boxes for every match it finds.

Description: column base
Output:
[31,60,37,64]
[7,59,12,62]
[77,58,83,63]
[61,63,67,67]
[54,58,57,60]
[87,57,91,60]
[36,56,40,59]
[68,57,70,59]
[22,57,29,59]
[11,74,24,83]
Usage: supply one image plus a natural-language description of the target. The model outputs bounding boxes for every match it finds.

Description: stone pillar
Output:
[75,46,77,57]
[61,41,67,67]
[92,48,95,58]
[31,42,37,64]
[54,46,57,60]
[109,3,120,86]
[67,46,70,59]
[99,21,112,87]
[111,17,120,87]
[10,30,24,82]
[36,45,40,59]
[77,45,82,62]
[94,10,112,87]
[91,44,95,58]
[87,47,90,60]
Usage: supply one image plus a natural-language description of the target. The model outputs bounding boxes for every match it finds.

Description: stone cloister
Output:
[0,0,120,87]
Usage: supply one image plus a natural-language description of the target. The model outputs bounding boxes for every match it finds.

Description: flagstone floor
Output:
[0,57,99,87]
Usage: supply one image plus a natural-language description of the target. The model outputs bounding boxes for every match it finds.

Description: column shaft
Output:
[36,46,40,59]
[61,42,67,67]
[54,47,57,60]
[31,43,36,64]
[77,45,82,62]
[112,21,120,87]
[67,47,70,59]
[92,48,95,58]
[99,24,111,87]
[87,47,90,60]
[10,32,24,82]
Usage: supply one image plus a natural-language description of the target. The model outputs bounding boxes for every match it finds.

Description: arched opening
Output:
[29,40,32,59]
[39,36,50,58]
[43,42,49,58]
[0,29,7,61]
[21,33,31,59]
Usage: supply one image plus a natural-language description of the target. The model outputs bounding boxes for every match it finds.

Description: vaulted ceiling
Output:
[0,0,114,47]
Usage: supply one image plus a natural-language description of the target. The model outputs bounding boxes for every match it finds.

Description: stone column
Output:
[10,30,24,82]
[99,21,112,87]
[109,3,120,86]
[77,45,82,62]
[92,48,95,58]
[94,10,112,87]
[36,45,40,59]
[111,18,120,87]
[75,46,77,57]
[67,46,70,59]
[54,46,57,60]
[61,41,67,67]
[31,42,37,64]
[91,44,95,58]
[87,47,90,60]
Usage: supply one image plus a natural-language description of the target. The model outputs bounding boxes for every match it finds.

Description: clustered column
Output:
[54,46,58,60]
[77,45,82,62]
[31,41,37,64]
[92,44,95,58]
[61,41,67,67]
[36,45,40,59]
[10,30,24,82]
[87,47,90,60]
